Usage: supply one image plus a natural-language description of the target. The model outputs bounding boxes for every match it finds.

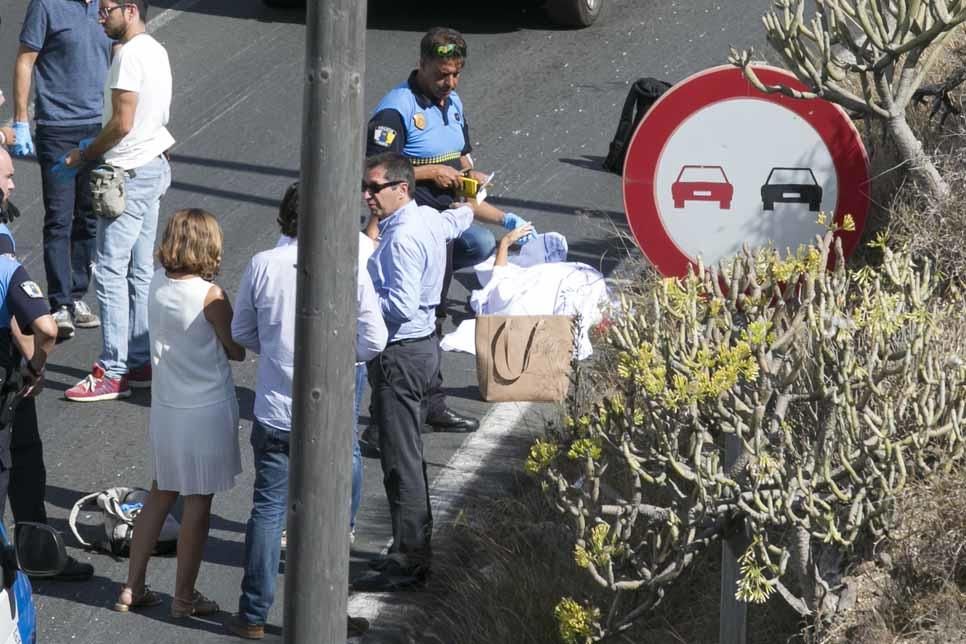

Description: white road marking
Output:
[147,0,206,34]
[347,400,542,626]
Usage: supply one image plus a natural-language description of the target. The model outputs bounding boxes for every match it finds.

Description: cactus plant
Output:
[539,228,966,639]
[729,0,966,200]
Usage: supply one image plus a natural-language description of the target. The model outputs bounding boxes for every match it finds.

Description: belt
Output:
[112,153,170,179]
[387,332,435,347]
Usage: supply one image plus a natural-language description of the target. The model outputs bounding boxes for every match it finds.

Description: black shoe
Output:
[359,425,380,458]
[352,563,427,593]
[42,556,93,582]
[426,408,479,433]
[367,555,391,571]
[347,615,370,637]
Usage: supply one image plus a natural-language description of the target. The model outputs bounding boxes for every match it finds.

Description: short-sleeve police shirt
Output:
[0,259,47,335]
[367,71,471,210]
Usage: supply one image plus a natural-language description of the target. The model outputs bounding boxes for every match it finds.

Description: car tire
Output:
[763,201,773,211]
[261,0,304,8]
[809,201,821,211]
[546,0,602,28]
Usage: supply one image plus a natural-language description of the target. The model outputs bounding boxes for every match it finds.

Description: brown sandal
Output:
[171,590,219,619]
[113,586,163,613]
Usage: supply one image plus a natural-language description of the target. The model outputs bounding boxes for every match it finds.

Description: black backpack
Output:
[602,78,673,175]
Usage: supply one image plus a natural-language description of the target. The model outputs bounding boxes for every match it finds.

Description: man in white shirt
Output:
[228,183,386,640]
[63,0,175,402]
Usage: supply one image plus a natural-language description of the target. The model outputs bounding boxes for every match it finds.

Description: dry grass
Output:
[852,35,966,283]
[819,467,966,644]
[412,471,803,644]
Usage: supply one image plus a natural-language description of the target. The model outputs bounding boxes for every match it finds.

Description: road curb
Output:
[348,401,553,641]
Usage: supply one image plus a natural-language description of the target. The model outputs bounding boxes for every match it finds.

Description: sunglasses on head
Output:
[433,43,467,59]
[361,180,404,195]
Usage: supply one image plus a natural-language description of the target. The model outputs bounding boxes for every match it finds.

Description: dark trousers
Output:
[7,397,47,524]
[35,123,100,313]
[428,225,496,417]
[368,336,439,569]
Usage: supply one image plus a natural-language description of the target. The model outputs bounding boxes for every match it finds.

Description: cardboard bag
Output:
[475,315,573,402]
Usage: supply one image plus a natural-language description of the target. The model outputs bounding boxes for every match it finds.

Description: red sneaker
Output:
[127,364,152,389]
[65,365,131,402]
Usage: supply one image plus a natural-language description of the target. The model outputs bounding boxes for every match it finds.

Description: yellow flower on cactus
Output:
[525,439,559,474]
[554,597,598,644]
[568,438,603,461]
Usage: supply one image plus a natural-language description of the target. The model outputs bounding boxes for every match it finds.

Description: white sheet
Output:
[441,233,608,360]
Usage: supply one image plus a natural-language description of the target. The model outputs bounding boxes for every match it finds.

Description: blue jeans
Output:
[453,223,496,270]
[35,124,100,312]
[239,421,290,626]
[351,363,366,529]
[93,156,170,379]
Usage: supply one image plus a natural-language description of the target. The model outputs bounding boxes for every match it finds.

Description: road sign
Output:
[623,65,870,278]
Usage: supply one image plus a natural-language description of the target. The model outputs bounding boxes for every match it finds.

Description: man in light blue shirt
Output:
[352,151,478,593]
[228,183,385,639]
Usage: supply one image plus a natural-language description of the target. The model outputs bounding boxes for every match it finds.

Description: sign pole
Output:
[719,434,749,644]
[284,0,366,641]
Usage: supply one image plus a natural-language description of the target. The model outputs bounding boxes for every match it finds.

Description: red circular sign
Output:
[622,65,870,278]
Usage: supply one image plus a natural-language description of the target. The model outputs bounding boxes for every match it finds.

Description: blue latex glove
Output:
[50,157,79,182]
[10,122,34,157]
[501,212,536,245]
[50,138,95,183]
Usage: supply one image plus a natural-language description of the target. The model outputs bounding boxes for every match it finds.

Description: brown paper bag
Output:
[474,315,574,402]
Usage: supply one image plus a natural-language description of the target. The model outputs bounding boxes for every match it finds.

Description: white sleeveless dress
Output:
[148,270,241,495]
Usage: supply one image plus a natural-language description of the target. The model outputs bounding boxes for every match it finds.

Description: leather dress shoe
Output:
[352,560,427,593]
[426,408,479,433]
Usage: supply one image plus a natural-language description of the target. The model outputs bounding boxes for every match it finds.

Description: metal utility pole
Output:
[284,0,366,641]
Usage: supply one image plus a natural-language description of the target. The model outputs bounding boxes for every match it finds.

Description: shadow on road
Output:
[559,154,611,175]
[169,153,298,180]
[32,572,285,638]
[150,0,546,34]
[488,194,625,222]
[567,232,631,275]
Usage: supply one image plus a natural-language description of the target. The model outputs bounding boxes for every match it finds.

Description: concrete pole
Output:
[283,0,366,642]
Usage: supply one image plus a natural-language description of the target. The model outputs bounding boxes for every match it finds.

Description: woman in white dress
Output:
[114,209,245,618]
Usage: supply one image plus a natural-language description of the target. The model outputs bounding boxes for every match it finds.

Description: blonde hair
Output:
[157,209,223,280]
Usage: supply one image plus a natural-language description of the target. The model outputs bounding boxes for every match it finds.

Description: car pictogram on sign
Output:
[671,165,733,210]
[761,167,823,211]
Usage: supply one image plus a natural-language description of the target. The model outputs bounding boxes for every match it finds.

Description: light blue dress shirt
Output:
[232,235,388,433]
[367,200,473,343]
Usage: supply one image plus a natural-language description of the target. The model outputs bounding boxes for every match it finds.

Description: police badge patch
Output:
[413,113,427,130]
[373,126,396,147]
[20,281,44,299]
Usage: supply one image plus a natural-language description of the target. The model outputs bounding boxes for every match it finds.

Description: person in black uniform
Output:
[0,147,93,580]
[365,27,536,434]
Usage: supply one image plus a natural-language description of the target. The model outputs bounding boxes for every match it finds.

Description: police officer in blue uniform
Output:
[0,148,93,581]
[366,27,535,433]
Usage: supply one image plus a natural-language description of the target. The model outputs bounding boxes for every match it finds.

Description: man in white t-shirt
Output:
[62,0,174,402]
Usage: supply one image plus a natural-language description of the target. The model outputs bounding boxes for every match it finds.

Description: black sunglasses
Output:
[361,180,404,195]
[98,3,133,18]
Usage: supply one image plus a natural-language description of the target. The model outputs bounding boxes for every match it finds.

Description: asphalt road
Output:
[0,0,769,641]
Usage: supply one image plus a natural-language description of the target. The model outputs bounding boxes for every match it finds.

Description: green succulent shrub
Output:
[535,227,966,642]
